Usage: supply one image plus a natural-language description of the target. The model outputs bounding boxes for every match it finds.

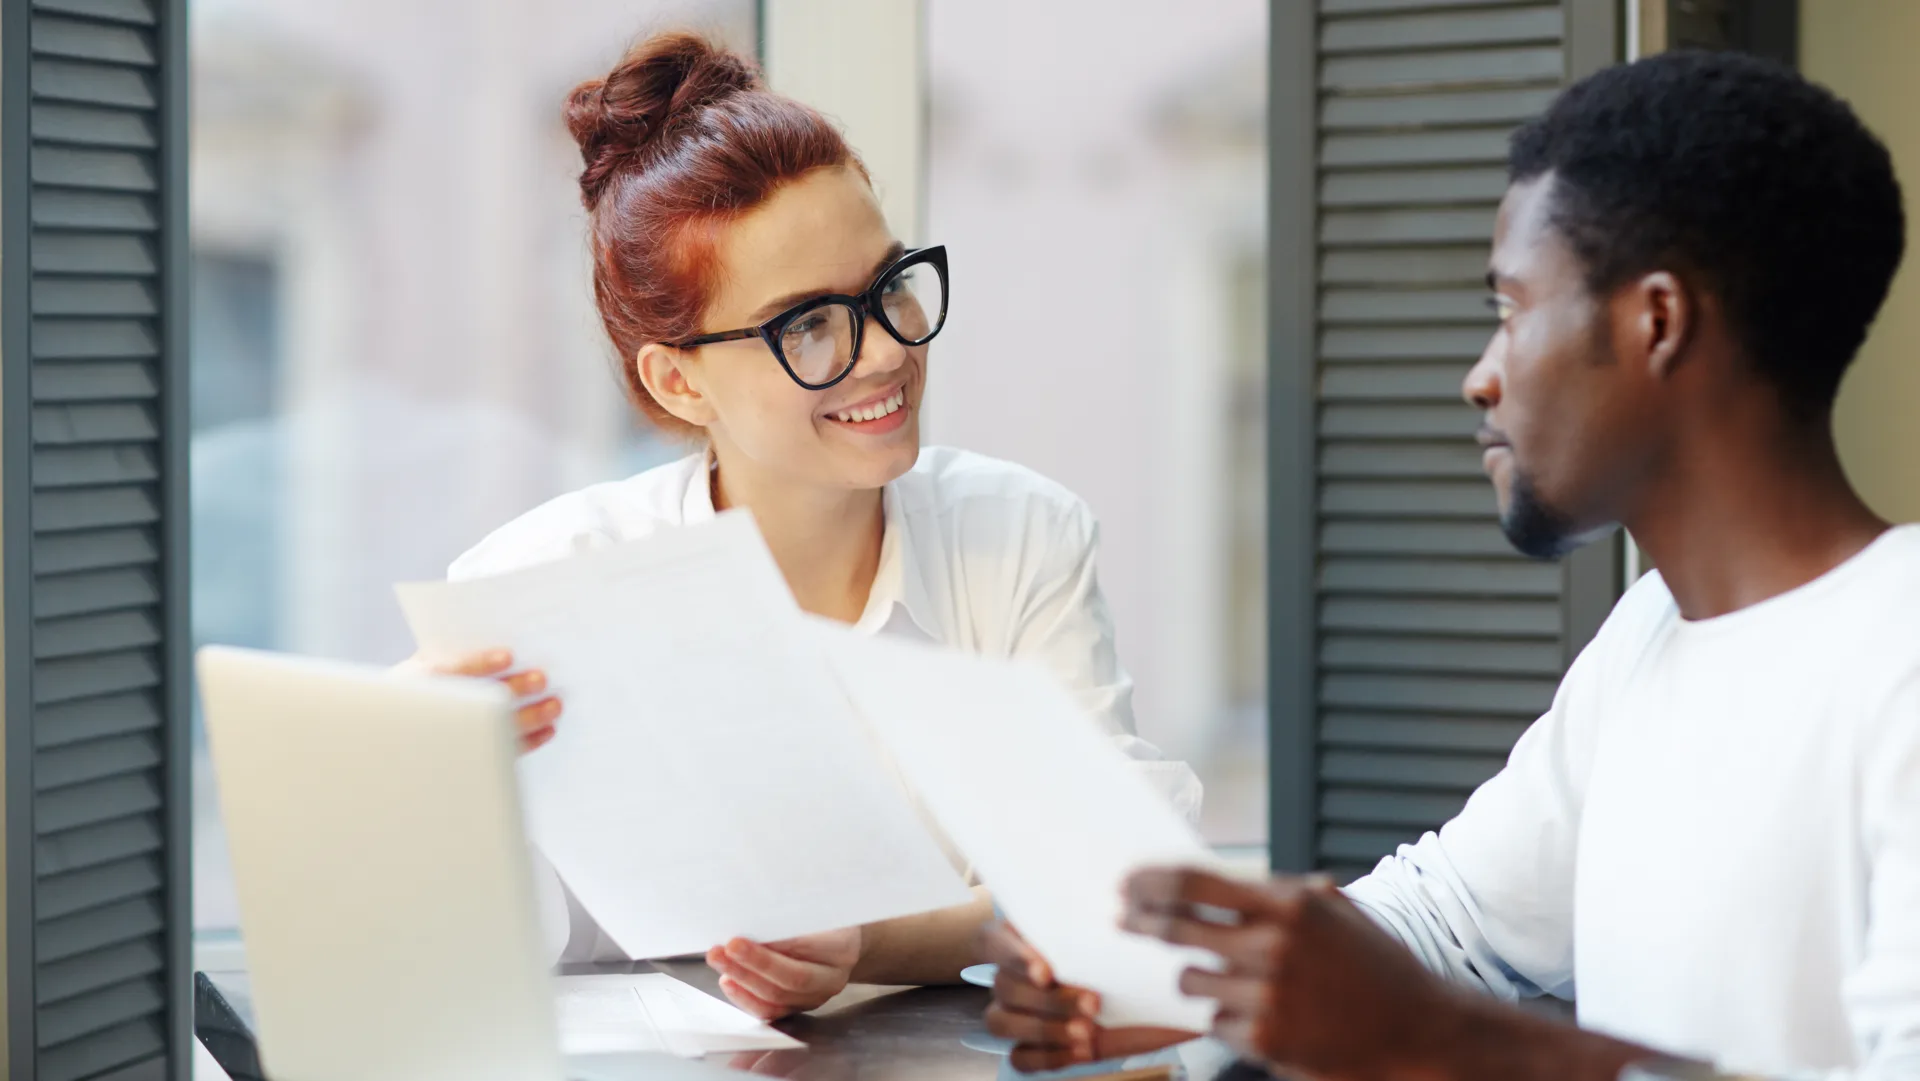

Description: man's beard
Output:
[1500,470,1585,561]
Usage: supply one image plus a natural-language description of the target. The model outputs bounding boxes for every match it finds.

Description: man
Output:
[984,51,1920,1081]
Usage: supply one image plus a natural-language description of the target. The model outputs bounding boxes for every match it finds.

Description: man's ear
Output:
[1622,270,1695,380]
[635,343,717,429]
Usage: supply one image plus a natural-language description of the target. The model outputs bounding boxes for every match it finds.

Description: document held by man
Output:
[813,624,1219,1032]
[395,512,973,960]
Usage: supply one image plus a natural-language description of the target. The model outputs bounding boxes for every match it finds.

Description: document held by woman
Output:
[396,511,1216,1031]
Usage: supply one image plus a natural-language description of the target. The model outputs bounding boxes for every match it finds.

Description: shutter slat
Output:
[1322,0,1542,13]
[1321,403,1477,439]
[1320,440,1486,479]
[33,401,158,444]
[1322,712,1536,753]
[1322,127,1511,167]
[32,0,158,26]
[1321,167,1506,209]
[1319,671,1557,713]
[34,484,159,532]
[1320,787,1470,827]
[1317,826,1420,865]
[36,937,164,1005]
[35,894,163,963]
[33,567,157,618]
[1321,288,1492,326]
[35,773,160,835]
[35,444,159,488]
[31,15,157,66]
[34,730,161,789]
[36,609,161,659]
[1320,749,1506,790]
[38,1018,165,1081]
[1322,326,1492,360]
[33,317,157,359]
[1321,360,1479,399]
[1322,519,1516,557]
[1322,206,1496,246]
[1320,45,1563,91]
[35,649,163,707]
[1320,85,1556,130]
[34,526,158,574]
[31,277,157,316]
[31,58,155,108]
[33,233,156,275]
[32,103,156,149]
[31,189,155,230]
[1323,633,1564,675]
[35,691,162,749]
[1320,7,1563,54]
[37,814,163,877]
[1321,246,1487,285]
[37,855,162,922]
[1319,557,1560,597]
[1320,479,1494,518]
[32,146,155,192]
[38,974,163,1048]
[1320,596,1560,636]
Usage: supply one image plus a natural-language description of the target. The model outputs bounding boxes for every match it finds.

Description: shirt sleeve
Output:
[1340,577,1671,1002]
[1833,667,1920,1080]
[1005,500,1204,825]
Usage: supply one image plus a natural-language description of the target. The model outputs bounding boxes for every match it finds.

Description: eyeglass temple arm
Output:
[668,327,762,349]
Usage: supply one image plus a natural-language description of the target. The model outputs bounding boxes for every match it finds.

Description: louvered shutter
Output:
[4,1,187,1078]
[1268,0,1621,877]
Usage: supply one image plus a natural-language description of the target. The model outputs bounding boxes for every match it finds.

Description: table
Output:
[203,962,1265,1081]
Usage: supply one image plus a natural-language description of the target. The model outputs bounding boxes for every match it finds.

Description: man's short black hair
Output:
[1509,50,1905,415]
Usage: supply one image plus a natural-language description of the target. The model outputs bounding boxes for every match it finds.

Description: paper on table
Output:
[814,622,1219,1032]
[555,973,803,1058]
[395,512,971,959]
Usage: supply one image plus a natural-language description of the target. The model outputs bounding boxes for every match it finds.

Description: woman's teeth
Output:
[833,388,907,423]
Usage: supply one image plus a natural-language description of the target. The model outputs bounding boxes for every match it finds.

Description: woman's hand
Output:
[422,649,562,754]
[979,921,1198,1073]
[706,927,863,1020]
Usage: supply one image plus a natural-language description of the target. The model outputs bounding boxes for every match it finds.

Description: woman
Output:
[430,31,1199,1021]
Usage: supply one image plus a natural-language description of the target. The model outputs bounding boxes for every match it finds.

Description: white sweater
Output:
[1347,526,1920,1080]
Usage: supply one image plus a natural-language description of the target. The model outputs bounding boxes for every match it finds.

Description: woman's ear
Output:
[635,343,717,429]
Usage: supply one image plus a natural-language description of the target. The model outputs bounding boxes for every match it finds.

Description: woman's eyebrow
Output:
[747,242,910,322]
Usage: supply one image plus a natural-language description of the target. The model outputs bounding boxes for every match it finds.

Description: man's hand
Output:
[707,927,863,1020]
[1120,867,1456,1080]
[979,921,1198,1073]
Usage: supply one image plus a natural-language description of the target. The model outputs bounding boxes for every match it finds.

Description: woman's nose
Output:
[853,316,909,376]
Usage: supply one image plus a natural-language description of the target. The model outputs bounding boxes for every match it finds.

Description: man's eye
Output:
[1486,295,1516,321]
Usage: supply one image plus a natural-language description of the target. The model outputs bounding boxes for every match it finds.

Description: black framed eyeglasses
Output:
[665,245,948,391]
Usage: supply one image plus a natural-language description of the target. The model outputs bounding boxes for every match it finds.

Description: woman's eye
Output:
[790,314,826,336]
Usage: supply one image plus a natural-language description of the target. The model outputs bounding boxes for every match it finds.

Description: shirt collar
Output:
[685,449,938,638]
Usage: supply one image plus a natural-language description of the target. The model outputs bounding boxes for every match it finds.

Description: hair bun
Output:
[565,32,761,209]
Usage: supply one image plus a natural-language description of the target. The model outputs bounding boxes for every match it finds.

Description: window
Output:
[188,0,757,944]
[924,0,1270,844]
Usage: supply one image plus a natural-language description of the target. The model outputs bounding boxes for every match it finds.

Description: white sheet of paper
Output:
[815,623,1219,1031]
[395,512,971,959]
[555,973,803,1058]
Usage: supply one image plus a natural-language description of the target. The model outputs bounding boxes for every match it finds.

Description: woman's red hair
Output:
[564,32,863,436]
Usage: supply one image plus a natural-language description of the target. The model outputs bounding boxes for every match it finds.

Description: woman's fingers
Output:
[717,975,788,1021]
[502,668,548,698]
[710,952,808,1012]
[515,696,561,735]
[722,939,824,992]
[433,649,513,678]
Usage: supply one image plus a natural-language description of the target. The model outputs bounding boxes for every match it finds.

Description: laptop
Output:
[196,645,749,1081]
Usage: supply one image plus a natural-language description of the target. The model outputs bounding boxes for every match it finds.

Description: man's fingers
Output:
[434,649,513,677]
[1118,907,1249,958]
[1094,1026,1202,1060]
[1209,1010,1256,1056]
[982,1004,1077,1048]
[1123,866,1269,919]
[979,922,1053,986]
[992,968,1096,1019]
[1009,1044,1084,1074]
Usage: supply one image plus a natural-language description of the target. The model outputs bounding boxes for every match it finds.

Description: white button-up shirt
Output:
[448,445,1201,961]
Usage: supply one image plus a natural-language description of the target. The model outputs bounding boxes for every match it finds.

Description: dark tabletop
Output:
[202,961,1266,1081]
